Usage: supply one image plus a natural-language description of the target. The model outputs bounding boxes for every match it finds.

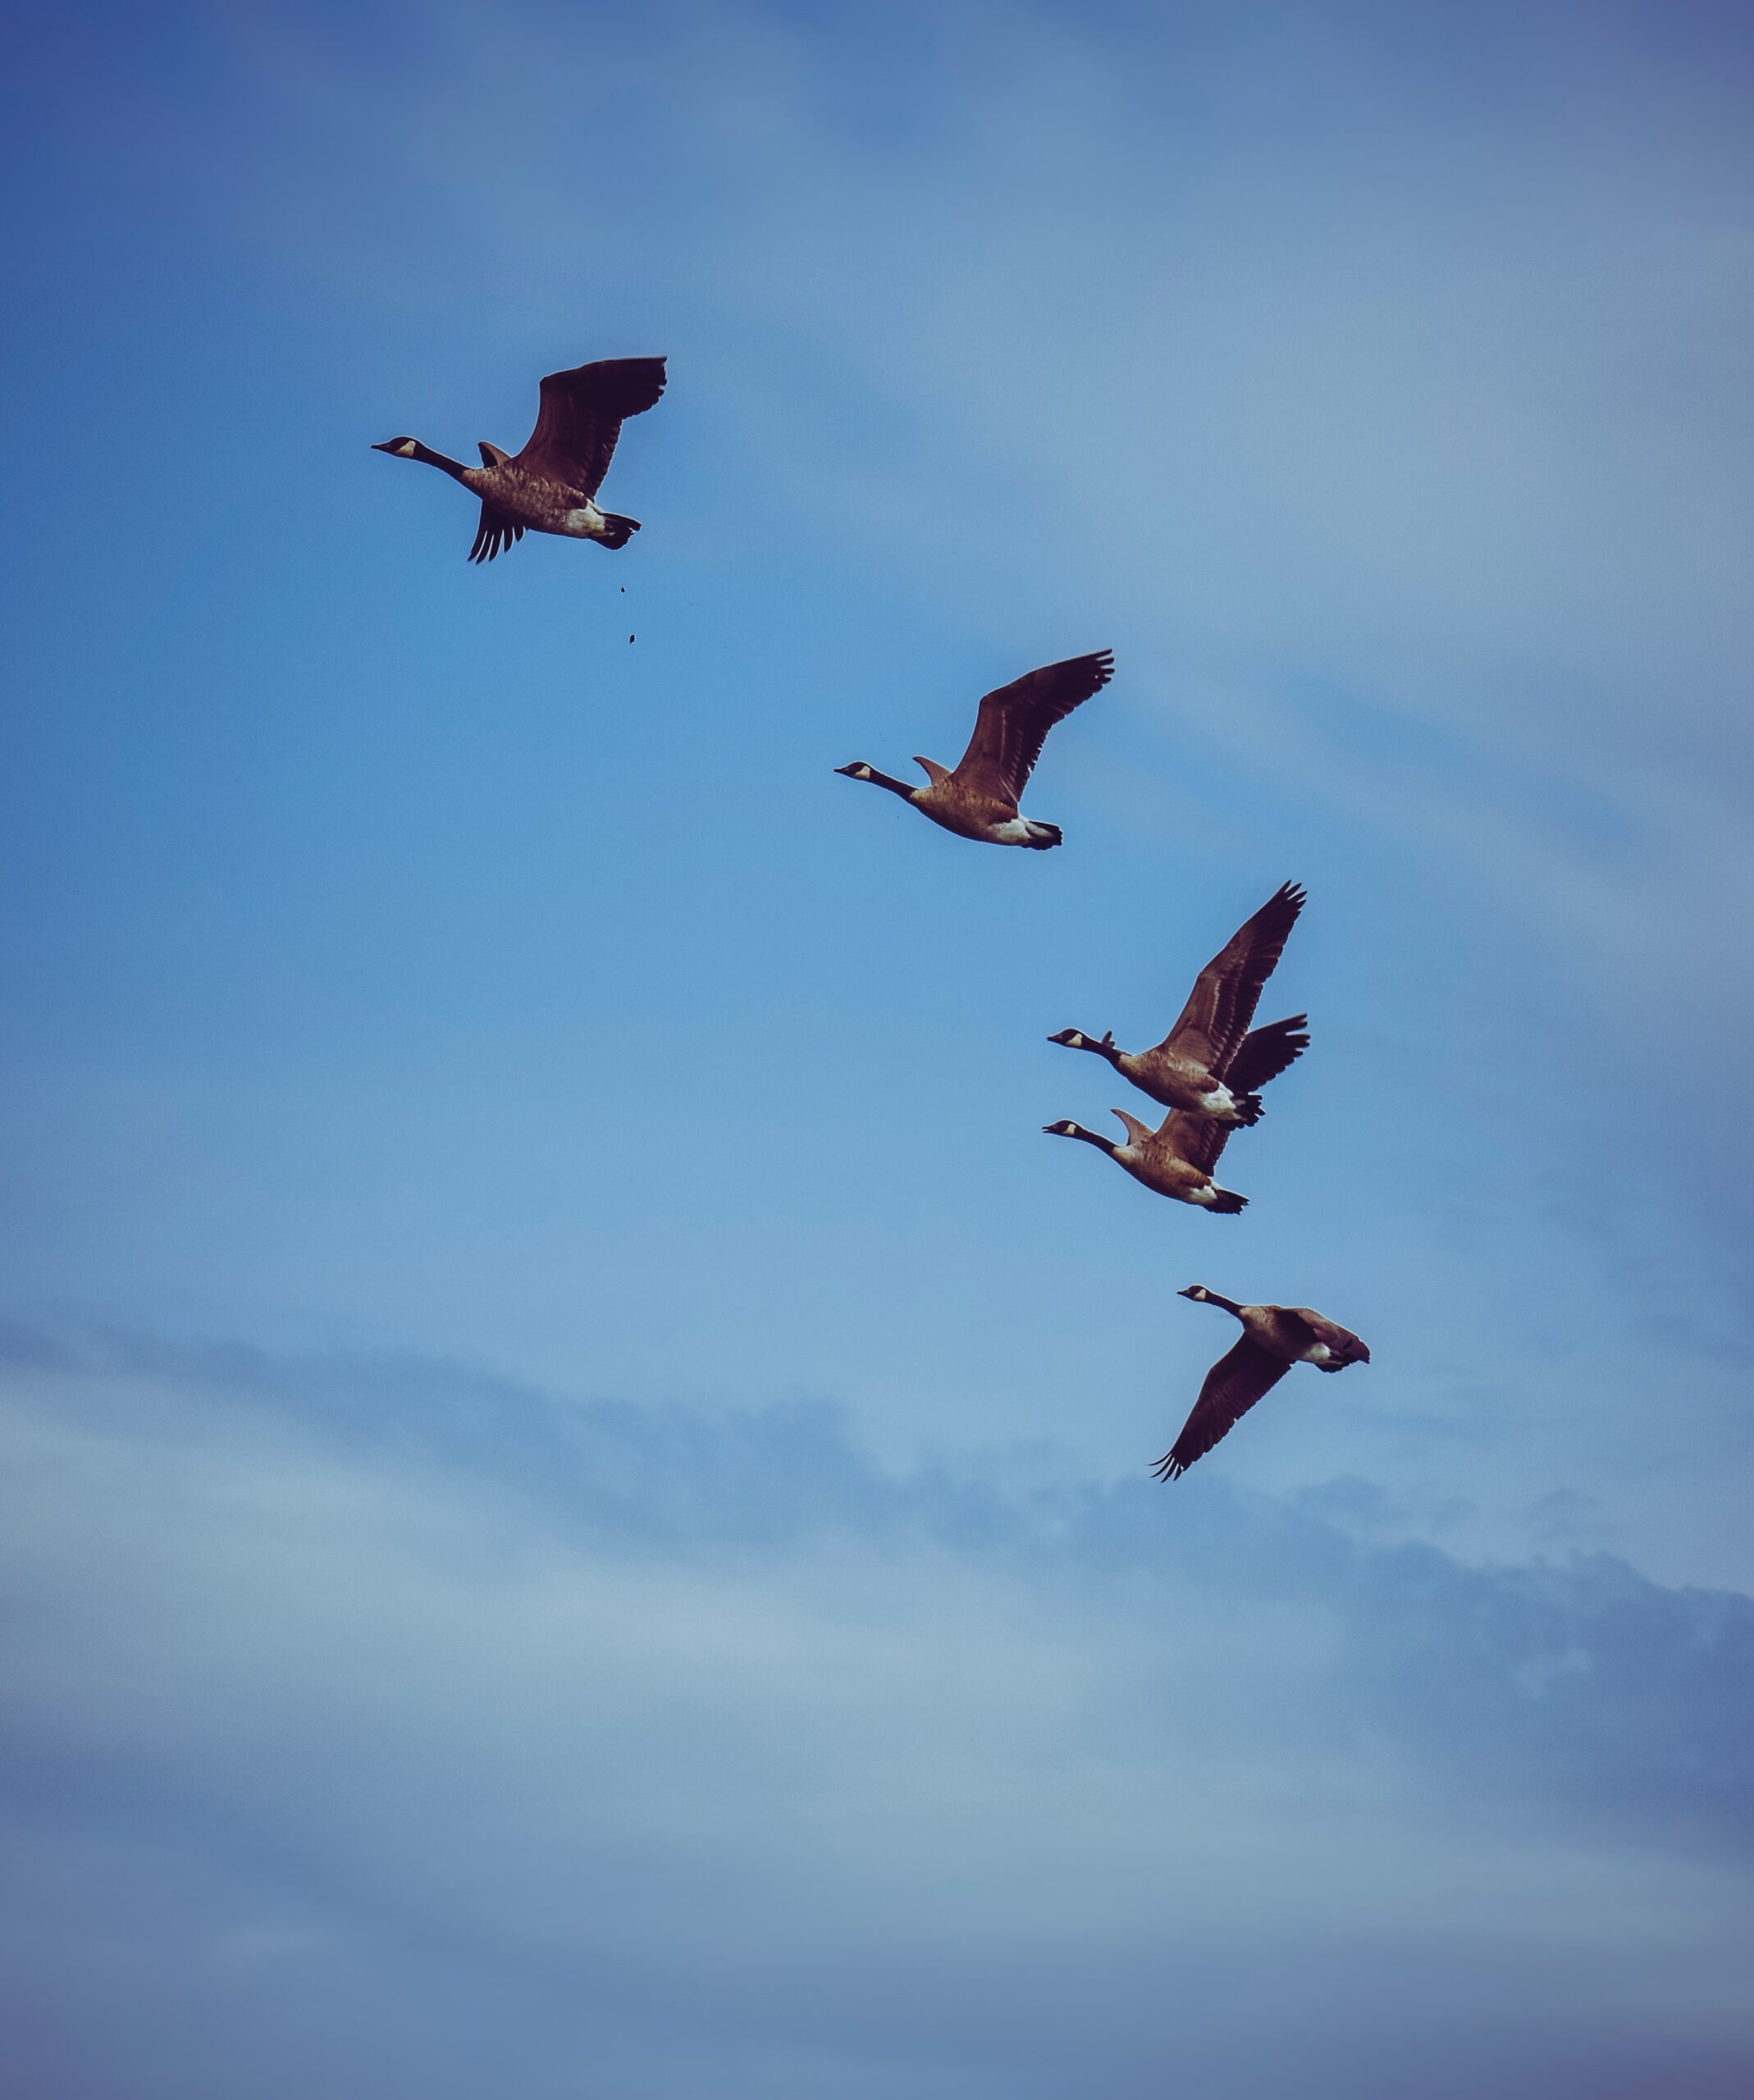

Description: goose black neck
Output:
[864,767,918,800]
[411,441,471,481]
[1068,1125,1118,1155]
[1199,1290,1245,1316]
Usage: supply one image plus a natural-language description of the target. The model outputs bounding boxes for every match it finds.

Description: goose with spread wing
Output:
[1041,1102,1250,1213]
[1049,883,1308,1126]
[834,651,1112,848]
[373,355,667,562]
[1153,1285,1370,1480]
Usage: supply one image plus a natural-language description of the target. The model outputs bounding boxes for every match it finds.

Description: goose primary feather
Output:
[373,355,667,562]
[1154,1285,1370,1479]
[834,651,1112,848]
[1049,883,1308,1125]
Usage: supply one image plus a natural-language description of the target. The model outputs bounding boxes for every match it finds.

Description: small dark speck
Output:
[628,633,636,644]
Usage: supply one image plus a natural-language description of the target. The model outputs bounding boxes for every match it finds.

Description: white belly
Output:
[562,502,608,538]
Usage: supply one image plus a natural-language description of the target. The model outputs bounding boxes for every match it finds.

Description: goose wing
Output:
[517,356,668,496]
[1225,1015,1310,1094]
[951,651,1113,806]
[1152,883,1306,1075]
[1159,1107,1232,1178]
[469,505,525,564]
[1153,1339,1290,1480]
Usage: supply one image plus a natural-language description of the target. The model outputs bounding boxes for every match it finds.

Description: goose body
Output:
[1042,1106,1249,1213]
[1155,1285,1370,1479]
[1050,883,1308,1125]
[836,651,1112,849]
[373,355,667,562]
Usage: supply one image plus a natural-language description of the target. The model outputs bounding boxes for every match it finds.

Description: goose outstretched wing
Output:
[468,505,525,564]
[1153,883,1305,1075]
[1159,1107,1233,1178]
[1225,1014,1310,1094]
[518,356,668,496]
[952,651,1113,806]
[1153,1338,1290,1480]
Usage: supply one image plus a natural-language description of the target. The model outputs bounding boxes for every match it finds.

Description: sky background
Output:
[2,0,1752,2093]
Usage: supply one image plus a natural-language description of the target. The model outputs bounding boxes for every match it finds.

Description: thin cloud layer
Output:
[2,1331,1751,2098]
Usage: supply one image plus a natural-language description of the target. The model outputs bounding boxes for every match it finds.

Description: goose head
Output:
[1047,1028,1118,1060]
[834,762,917,801]
[1178,1285,1213,1302]
[372,436,422,457]
[1041,1119,1117,1154]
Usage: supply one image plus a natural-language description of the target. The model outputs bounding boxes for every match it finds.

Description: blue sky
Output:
[2,1,1752,2093]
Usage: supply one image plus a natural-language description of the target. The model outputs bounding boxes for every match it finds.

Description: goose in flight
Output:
[373,355,667,562]
[1154,1285,1370,1479]
[834,651,1112,848]
[1049,883,1308,1126]
[1041,1102,1249,1212]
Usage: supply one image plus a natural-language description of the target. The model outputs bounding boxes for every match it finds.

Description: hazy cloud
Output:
[2,1329,1750,2097]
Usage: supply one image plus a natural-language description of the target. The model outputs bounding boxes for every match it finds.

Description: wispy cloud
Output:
[3,1327,1751,2096]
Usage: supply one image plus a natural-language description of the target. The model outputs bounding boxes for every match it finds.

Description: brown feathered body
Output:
[1042,1103,1249,1212]
[1050,883,1309,1125]
[373,355,667,563]
[1154,1286,1371,1480]
[836,651,1113,848]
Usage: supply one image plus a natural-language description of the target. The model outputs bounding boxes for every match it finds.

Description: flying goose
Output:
[1049,883,1308,1125]
[1041,1103,1249,1212]
[834,651,1113,848]
[1154,1285,1370,1479]
[373,355,667,562]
